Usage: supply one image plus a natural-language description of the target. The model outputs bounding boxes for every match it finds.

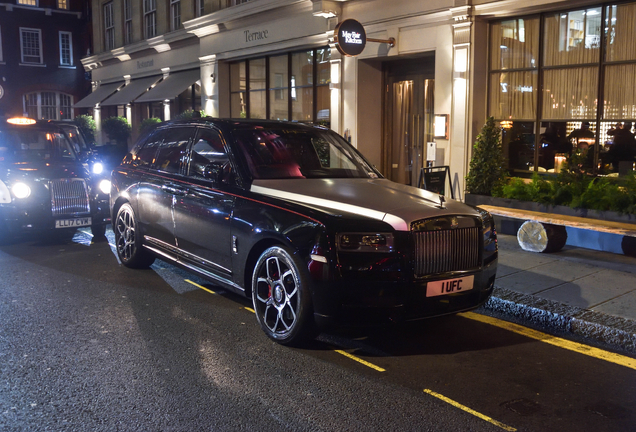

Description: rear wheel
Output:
[114,203,155,268]
[252,246,317,345]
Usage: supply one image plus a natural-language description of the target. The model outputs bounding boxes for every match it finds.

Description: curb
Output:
[478,286,636,355]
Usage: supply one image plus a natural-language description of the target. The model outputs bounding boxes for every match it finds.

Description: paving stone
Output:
[537,270,636,310]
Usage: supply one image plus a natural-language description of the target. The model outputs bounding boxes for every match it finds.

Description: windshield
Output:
[60,125,89,154]
[0,128,77,163]
[231,126,379,179]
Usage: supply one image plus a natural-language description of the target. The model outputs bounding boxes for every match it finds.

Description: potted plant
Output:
[139,117,162,136]
[102,116,131,161]
[465,116,507,205]
[73,114,96,144]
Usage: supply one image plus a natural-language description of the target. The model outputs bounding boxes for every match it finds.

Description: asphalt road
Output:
[1,228,635,432]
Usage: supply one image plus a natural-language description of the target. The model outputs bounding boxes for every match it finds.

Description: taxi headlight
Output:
[92,162,104,175]
[12,182,31,199]
[337,233,394,253]
[98,179,111,195]
[0,180,11,203]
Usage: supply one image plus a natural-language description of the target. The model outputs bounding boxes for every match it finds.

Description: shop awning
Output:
[73,82,124,108]
[99,75,162,106]
[135,70,200,103]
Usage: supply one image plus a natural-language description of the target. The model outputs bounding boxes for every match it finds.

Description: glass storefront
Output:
[489,3,636,175]
[230,48,331,126]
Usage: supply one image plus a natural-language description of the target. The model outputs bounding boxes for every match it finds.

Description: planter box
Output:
[464,194,636,225]
[465,194,636,255]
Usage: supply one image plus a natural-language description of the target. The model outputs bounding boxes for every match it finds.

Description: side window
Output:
[188,128,228,179]
[154,127,192,174]
[134,131,162,169]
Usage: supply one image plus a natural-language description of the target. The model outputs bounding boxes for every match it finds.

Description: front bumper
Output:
[0,195,110,236]
[311,258,498,329]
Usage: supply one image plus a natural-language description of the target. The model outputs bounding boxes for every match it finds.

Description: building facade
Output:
[79,0,636,198]
[0,0,91,121]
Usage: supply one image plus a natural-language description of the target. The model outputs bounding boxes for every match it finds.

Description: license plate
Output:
[426,275,474,297]
[55,217,92,228]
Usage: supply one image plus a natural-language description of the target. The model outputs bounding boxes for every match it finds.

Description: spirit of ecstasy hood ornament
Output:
[438,195,446,209]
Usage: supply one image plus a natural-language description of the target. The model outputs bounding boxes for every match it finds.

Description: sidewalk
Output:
[479,233,636,355]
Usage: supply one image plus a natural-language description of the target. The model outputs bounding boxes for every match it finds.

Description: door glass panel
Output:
[391,80,414,184]
[154,127,192,174]
[188,128,228,180]
[249,58,266,90]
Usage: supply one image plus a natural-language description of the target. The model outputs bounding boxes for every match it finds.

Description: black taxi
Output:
[0,117,111,241]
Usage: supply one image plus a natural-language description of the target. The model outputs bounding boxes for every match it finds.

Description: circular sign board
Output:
[335,19,366,57]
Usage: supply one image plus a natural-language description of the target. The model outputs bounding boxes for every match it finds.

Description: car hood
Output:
[0,160,86,183]
[250,178,480,231]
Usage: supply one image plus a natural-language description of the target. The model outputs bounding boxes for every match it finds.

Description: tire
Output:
[114,203,155,268]
[251,246,317,345]
[91,223,107,239]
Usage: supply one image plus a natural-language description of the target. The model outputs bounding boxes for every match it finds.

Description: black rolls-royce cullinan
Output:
[110,118,498,345]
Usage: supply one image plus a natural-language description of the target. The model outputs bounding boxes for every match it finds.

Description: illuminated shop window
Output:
[489,4,636,175]
[230,48,331,126]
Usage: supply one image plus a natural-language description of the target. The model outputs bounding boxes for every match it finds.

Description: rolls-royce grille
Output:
[413,227,480,276]
[50,179,90,216]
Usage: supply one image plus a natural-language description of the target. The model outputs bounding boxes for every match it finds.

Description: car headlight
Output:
[337,233,394,253]
[98,179,111,195]
[478,208,496,245]
[12,182,31,199]
[92,162,104,175]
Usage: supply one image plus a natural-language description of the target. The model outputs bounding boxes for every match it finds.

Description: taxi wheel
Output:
[251,246,317,345]
[114,203,154,268]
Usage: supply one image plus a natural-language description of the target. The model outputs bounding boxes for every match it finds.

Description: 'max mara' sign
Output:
[334,19,395,57]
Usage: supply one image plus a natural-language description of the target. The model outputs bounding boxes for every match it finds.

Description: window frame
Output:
[229,47,331,125]
[144,0,157,39]
[59,31,73,66]
[196,0,205,17]
[19,28,43,65]
[57,0,68,9]
[170,0,181,31]
[103,1,115,51]
[23,91,74,120]
[488,3,636,176]
[124,0,133,45]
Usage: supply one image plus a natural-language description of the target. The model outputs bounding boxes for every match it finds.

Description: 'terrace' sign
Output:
[335,19,366,57]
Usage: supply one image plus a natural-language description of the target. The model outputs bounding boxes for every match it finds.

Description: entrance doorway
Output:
[383,56,435,186]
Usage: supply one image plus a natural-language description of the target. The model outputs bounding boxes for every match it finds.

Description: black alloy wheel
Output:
[252,246,317,345]
[114,203,155,268]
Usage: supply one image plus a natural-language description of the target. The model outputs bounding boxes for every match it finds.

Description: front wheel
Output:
[114,203,155,268]
[252,246,317,345]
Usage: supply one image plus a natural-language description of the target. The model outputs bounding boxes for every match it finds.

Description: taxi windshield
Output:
[0,127,77,163]
[231,126,379,179]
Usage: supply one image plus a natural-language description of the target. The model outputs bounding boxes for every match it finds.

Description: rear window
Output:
[0,128,76,163]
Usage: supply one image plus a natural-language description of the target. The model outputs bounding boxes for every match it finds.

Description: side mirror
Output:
[203,162,225,183]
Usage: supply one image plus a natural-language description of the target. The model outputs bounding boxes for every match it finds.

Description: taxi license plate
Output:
[426,275,474,297]
[55,217,92,228]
